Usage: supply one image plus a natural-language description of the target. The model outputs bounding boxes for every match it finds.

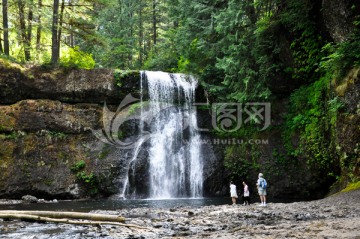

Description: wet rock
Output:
[322,0,360,42]
[152,223,163,228]
[21,195,38,203]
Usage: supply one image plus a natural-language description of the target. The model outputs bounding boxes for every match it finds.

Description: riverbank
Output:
[1,189,359,238]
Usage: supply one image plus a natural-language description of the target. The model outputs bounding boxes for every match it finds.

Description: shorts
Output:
[231,192,238,198]
[258,189,267,196]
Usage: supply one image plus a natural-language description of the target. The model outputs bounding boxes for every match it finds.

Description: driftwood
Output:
[0,210,125,222]
[0,213,152,230]
[0,211,156,231]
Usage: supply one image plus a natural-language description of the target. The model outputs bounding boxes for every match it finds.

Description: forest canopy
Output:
[0,0,359,102]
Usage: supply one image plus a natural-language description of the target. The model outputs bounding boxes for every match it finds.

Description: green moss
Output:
[113,69,139,87]
[58,151,68,160]
[43,178,54,186]
[71,160,86,172]
[99,145,112,159]
[2,131,25,140]
[48,131,67,139]
[0,58,24,71]
[341,181,360,192]
[333,68,359,96]
[128,101,149,115]
[0,111,16,131]
[70,159,99,196]
[0,140,15,179]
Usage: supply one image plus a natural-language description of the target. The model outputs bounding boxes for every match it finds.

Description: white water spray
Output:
[142,71,203,198]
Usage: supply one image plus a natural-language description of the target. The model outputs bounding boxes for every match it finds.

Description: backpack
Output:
[259,178,267,189]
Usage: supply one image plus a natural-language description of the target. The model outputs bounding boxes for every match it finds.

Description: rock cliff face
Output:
[322,0,360,43]
[0,64,138,199]
[329,68,360,193]
[0,64,140,105]
[0,65,226,199]
[0,61,358,200]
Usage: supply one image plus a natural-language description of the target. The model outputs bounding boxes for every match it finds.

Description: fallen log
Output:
[0,210,125,223]
[0,213,154,231]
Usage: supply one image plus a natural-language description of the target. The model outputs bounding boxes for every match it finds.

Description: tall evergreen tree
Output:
[2,0,10,56]
[51,0,60,64]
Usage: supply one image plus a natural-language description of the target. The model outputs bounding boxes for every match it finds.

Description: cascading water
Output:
[143,71,203,199]
[122,71,203,199]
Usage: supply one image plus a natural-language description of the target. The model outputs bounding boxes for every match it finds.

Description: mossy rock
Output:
[341,181,360,193]
[114,70,140,87]
[0,110,16,132]
[0,139,15,181]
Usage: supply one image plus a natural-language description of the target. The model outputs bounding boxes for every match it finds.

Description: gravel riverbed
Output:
[1,189,359,239]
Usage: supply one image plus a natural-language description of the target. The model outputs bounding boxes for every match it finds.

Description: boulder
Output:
[21,195,38,203]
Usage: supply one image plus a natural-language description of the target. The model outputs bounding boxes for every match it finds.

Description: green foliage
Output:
[280,0,327,82]
[143,32,179,72]
[272,148,287,165]
[113,70,138,87]
[0,0,98,64]
[319,34,360,80]
[283,75,342,175]
[224,145,253,180]
[76,171,98,195]
[70,160,98,196]
[2,131,26,140]
[328,96,344,125]
[71,160,86,172]
[60,47,95,70]
[48,131,67,140]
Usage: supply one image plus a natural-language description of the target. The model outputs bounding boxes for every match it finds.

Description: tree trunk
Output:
[128,1,133,66]
[138,0,143,65]
[27,0,34,57]
[57,0,65,57]
[2,0,10,56]
[51,0,60,64]
[0,210,125,222]
[152,0,157,46]
[69,0,74,47]
[0,211,154,231]
[245,0,257,25]
[0,213,149,230]
[36,0,42,59]
[18,0,31,61]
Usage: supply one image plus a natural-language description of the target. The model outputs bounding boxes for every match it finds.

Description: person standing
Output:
[256,173,267,206]
[242,181,250,205]
[230,181,238,205]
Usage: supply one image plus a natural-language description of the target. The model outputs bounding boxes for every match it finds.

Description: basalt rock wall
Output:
[0,64,220,199]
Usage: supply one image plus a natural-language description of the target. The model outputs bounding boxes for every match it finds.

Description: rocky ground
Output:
[1,189,359,239]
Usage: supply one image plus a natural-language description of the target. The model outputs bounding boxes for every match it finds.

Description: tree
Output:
[152,0,157,46]
[35,0,42,59]
[51,0,59,64]
[17,0,32,60]
[2,0,10,56]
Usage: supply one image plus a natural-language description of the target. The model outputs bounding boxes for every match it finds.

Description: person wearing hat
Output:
[256,173,267,206]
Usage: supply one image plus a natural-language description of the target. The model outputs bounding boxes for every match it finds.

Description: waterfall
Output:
[138,71,203,199]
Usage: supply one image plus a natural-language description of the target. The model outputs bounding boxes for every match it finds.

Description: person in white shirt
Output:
[242,181,250,205]
[229,181,238,205]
